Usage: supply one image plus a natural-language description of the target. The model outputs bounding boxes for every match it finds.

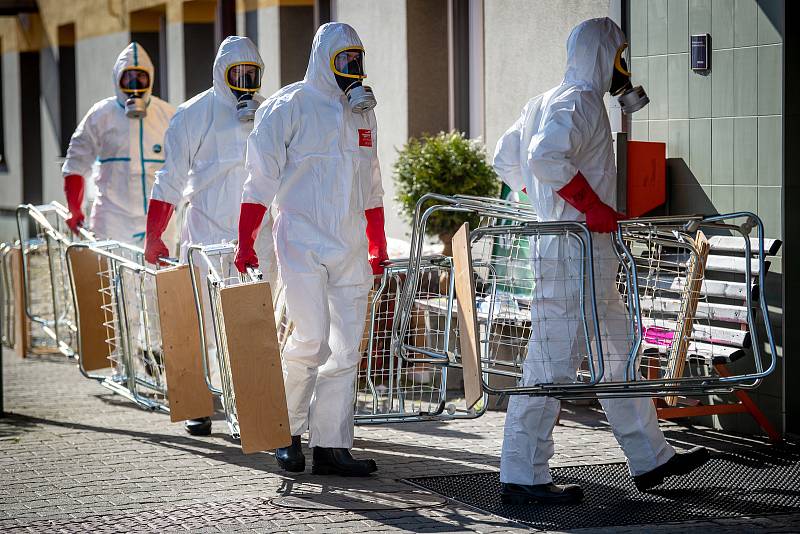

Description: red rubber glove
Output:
[235,203,267,274]
[144,199,175,264]
[557,171,624,233]
[365,206,389,275]
[64,174,85,234]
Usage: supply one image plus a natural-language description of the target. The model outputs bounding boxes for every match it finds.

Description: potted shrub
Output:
[393,131,499,256]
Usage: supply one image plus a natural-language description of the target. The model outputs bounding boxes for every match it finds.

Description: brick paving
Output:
[2,351,799,532]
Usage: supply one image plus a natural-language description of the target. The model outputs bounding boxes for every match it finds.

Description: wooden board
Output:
[10,247,29,358]
[66,247,112,371]
[219,281,291,453]
[665,231,710,406]
[155,265,215,422]
[451,223,483,409]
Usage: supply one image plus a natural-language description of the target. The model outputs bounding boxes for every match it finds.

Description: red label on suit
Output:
[358,129,373,147]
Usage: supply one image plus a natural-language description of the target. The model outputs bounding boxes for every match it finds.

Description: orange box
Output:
[627,141,666,217]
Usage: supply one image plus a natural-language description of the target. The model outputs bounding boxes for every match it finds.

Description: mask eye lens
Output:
[332,49,365,78]
[120,69,150,94]
[226,63,262,92]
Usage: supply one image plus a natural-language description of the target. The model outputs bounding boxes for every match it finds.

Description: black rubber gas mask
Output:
[226,62,262,121]
[331,47,377,114]
[610,44,649,114]
[119,67,150,119]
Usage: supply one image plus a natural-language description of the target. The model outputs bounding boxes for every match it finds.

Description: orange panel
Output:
[627,141,666,217]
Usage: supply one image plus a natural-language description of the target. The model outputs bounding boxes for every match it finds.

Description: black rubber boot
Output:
[276,435,305,473]
[500,482,584,505]
[311,447,377,477]
[633,446,710,491]
[184,417,212,436]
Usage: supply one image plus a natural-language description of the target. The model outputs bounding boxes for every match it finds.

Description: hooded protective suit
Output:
[241,23,383,449]
[492,18,675,486]
[62,42,177,246]
[150,36,274,264]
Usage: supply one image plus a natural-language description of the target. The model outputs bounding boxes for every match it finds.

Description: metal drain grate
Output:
[406,445,800,530]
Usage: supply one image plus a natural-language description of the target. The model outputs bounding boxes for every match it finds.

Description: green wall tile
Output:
[711,49,733,117]
[711,0,734,49]
[758,115,782,186]
[734,117,757,185]
[630,121,650,141]
[734,185,758,213]
[757,0,782,45]
[712,118,734,184]
[758,44,782,116]
[733,47,757,116]
[668,0,689,53]
[734,0,758,47]
[758,187,782,240]
[668,53,689,118]
[648,0,669,55]
[668,119,690,159]
[649,55,669,119]
[630,0,649,56]
[631,56,649,120]
[689,0,712,35]
[690,118,712,184]
[650,120,669,143]
[713,185,734,212]
[689,70,712,118]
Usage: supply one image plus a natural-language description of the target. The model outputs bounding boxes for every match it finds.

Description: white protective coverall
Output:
[150,36,277,386]
[62,42,177,246]
[150,36,275,265]
[242,23,382,448]
[492,17,675,486]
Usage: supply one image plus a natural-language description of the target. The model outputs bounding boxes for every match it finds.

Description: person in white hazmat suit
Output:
[62,42,177,247]
[233,22,388,477]
[144,36,277,436]
[492,18,709,504]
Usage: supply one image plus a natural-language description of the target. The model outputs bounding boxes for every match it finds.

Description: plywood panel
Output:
[156,265,214,422]
[451,223,483,409]
[66,247,111,371]
[220,281,291,453]
[10,248,29,358]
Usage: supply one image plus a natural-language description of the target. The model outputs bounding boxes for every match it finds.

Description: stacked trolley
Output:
[392,194,779,411]
[1,193,781,453]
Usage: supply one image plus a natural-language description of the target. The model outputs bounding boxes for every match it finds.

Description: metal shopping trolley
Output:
[66,239,176,411]
[188,243,291,453]
[12,202,93,356]
[394,194,779,402]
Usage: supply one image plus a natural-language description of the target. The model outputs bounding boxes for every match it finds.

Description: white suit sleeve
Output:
[527,97,590,189]
[151,108,195,206]
[492,105,528,192]
[365,115,383,210]
[242,101,291,207]
[61,105,101,178]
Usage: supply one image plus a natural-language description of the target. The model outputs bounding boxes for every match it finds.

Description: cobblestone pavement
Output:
[2,351,799,533]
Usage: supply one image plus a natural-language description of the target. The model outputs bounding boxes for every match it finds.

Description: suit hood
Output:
[563,17,626,93]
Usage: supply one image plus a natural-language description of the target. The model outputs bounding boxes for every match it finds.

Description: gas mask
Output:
[331,47,377,114]
[610,43,649,114]
[226,62,263,121]
[119,67,151,119]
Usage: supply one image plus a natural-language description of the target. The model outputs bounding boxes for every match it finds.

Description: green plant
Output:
[393,131,499,253]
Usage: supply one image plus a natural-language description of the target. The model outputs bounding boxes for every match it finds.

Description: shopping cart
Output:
[355,257,487,424]
[188,243,290,453]
[394,194,779,402]
[66,239,175,411]
[13,202,93,356]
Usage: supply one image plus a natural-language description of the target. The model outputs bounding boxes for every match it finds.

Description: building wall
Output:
[482,0,612,154]
[627,0,784,433]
